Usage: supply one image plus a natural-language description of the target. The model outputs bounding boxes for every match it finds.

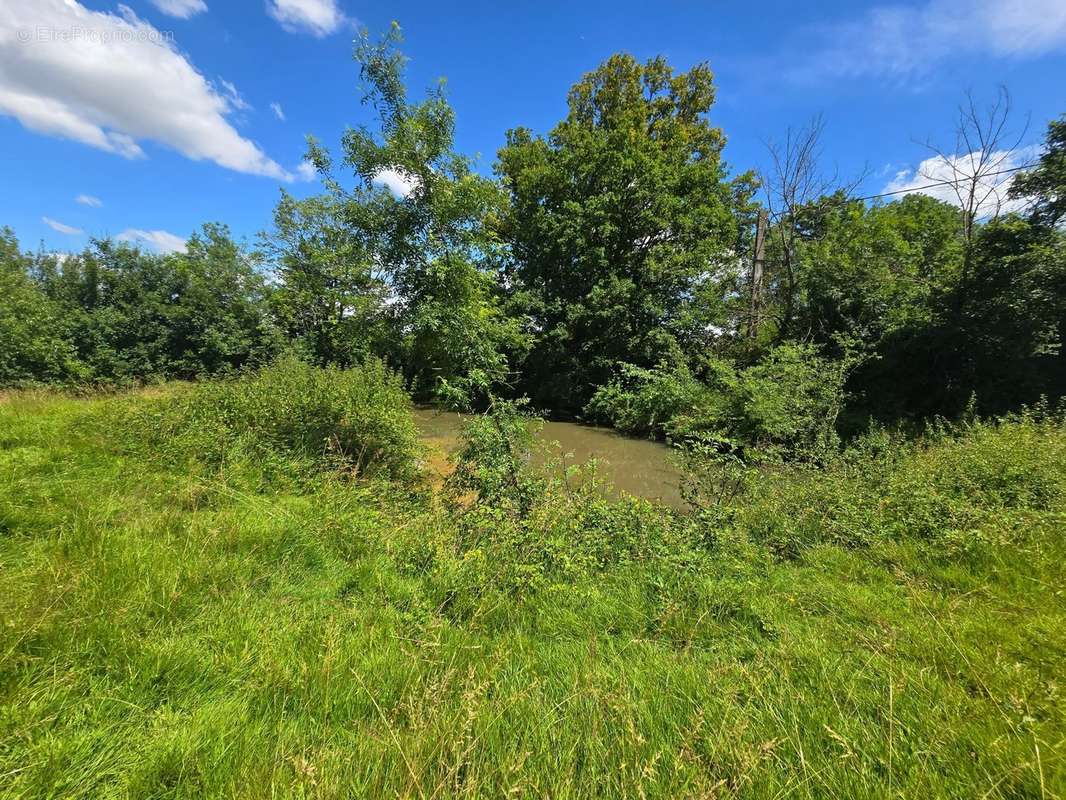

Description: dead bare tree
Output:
[920,88,1029,280]
[758,116,864,340]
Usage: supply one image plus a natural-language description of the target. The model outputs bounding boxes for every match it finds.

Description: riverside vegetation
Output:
[1,367,1064,797]
[2,22,1066,800]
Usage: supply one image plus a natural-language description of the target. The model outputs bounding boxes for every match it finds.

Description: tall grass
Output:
[119,357,420,483]
[0,388,1063,798]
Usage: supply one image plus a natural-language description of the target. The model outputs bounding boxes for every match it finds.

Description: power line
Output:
[852,162,1038,204]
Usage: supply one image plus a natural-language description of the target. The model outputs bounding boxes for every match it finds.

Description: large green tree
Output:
[264,191,392,368]
[496,53,753,413]
[0,229,83,385]
[1009,115,1065,229]
[271,24,524,404]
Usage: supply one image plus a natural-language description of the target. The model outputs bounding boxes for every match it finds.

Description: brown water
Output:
[413,409,685,508]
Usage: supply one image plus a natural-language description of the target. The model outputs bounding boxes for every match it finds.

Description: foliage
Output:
[709,408,1066,559]
[2,389,1065,798]
[496,53,754,413]
[124,357,419,481]
[0,228,85,385]
[1009,114,1066,228]
[1,52,1064,448]
[585,360,712,438]
[4,224,279,385]
[674,432,756,536]
[729,341,856,460]
[265,23,526,403]
[262,191,393,368]
[586,343,856,461]
[446,398,542,512]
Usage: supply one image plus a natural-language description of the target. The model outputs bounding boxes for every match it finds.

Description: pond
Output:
[413,409,686,508]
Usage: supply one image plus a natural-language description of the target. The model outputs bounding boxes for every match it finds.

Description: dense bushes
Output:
[698,409,1066,559]
[586,343,852,461]
[0,229,86,385]
[585,361,712,440]
[1,225,280,387]
[124,358,419,481]
[351,390,1066,633]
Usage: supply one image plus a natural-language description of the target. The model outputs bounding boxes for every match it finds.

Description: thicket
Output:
[585,342,857,460]
[121,358,419,483]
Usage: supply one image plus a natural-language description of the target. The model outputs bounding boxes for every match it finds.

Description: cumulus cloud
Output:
[42,217,84,235]
[0,0,290,180]
[372,168,421,198]
[267,0,348,37]
[270,102,286,121]
[796,0,1066,80]
[881,147,1037,217]
[117,228,188,254]
[75,194,102,208]
[149,0,208,19]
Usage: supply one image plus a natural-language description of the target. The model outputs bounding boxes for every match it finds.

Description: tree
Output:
[955,217,1066,411]
[275,23,523,404]
[27,226,277,382]
[795,194,963,346]
[0,229,84,385]
[1009,115,1066,230]
[264,191,392,368]
[496,53,752,413]
[167,224,281,377]
[919,89,1026,292]
[757,116,867,343]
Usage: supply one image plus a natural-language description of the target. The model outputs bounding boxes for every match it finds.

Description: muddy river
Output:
[413,409,685,508]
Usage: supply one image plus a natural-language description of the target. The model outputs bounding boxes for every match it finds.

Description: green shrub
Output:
[446,398,544,512]
[125,357,419,481]
[586,343,855,462]
[414,479,708,608]
[713,411,1066,560]
[585,361,714,439]
[729,342,852,462]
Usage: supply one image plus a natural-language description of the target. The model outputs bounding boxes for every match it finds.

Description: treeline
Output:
[2,25,1064,448]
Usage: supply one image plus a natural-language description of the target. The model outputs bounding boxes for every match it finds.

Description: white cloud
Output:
[372,167,421,198]
[117,228,188,254]
[149,0,208,19]
[881,147,1037,217]
[296,160,317,181]
[270,102,286,121]
[75,194,102,208]
[267,0,347,37]
[798,0,1066,79]
[42,216,83,235]
[0,0,291,180]
[219,79,251,112]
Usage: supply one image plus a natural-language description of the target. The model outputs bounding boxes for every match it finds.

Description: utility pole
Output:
[747,209,768,340]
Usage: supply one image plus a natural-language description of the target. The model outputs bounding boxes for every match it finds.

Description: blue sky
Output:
[2,0,1065,255]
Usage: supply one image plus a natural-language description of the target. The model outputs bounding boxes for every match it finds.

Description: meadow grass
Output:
[1,387,1064,798]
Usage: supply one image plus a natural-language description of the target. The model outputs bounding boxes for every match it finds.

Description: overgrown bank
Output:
[1,370,1063,798]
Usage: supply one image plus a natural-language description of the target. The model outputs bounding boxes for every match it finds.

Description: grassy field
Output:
[1,385,1064,798]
